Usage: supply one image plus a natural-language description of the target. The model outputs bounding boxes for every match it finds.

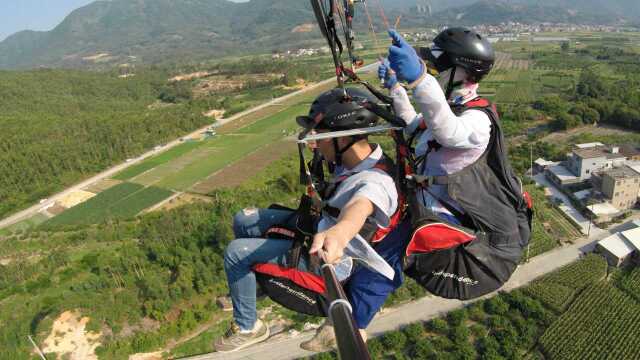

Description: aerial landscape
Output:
[1,1,640,359]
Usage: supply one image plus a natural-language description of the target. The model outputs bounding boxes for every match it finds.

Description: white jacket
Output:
[390,74,492,215]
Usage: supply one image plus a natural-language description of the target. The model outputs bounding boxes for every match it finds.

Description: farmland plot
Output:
[46,183,173,226]
[540,282,640,360]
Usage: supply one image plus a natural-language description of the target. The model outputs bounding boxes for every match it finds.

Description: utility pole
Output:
[526,143,533,262]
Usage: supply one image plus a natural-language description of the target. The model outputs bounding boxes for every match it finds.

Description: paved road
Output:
[181,231,608,360]
[0,64,377,230]
[532,173,607,239]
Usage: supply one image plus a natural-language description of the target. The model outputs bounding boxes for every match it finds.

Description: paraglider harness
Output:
[402,97,534,300]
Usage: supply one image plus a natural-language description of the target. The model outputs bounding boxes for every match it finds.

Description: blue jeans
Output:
[224,207,300,330]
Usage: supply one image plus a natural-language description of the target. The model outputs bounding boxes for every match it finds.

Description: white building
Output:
[596,227,640,267]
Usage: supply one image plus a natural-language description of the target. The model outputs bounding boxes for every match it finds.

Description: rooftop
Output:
[602,165,640,179]
[589,203,620,216]
[534,158,558,167]
[575,142,605,149]
[620,144,640,158]
[547,164,579,181]
[598,233,636,258]
[573,145,626,160]
[621,227,640,251]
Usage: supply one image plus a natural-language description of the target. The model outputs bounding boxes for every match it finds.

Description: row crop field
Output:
[615,268,640,301]
[45,183,173,226]
[524,254,607,312]
[539,281,640,360]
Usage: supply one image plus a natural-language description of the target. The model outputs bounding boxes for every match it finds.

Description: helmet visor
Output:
[417,45,453,74]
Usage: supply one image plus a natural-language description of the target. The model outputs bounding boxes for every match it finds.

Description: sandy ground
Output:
[203,109,226,119]
[169,71,216,82]
[128,351,164,360]
[57,190,96,209]
[84,179,122,193]
[42,311,101,360]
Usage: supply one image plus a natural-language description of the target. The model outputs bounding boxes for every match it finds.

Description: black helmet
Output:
[419,27,495,82]
[297,87,379,132]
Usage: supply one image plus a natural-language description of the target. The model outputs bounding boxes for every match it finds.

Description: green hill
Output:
[2,0,639,70]
[0,0,318,69]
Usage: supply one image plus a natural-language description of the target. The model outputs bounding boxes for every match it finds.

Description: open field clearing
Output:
[127,103,305,192]
[494,52,531,70]
[114,141,205,181]
[190,140,297,193]
[46,183,174,226]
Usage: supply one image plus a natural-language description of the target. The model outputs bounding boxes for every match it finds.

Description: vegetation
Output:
[524,254,607,312]
[0,58,326,220]
[0,151,304,359]
[540,282,640,359]
[44,183,174,227]
[305,253,636,360]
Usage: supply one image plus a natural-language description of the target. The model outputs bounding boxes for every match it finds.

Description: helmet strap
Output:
[332,136,359,167]
[445,67,457,100]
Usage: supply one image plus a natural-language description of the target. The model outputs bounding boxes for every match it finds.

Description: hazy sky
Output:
[0,0,249,42]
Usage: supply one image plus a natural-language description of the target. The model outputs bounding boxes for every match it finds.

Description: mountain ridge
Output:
[0,0,638,70]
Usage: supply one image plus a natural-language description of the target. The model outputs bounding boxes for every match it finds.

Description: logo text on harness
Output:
[268,279,317,305]
[431,270,479,286]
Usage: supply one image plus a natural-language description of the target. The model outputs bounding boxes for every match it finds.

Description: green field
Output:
[113,141,206,181]
[45,183,173,226]
[539,282,640,359]
[130,104,306,191]
[524,254,607,312]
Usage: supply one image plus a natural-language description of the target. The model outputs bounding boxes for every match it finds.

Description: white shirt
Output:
[317,144,398,280]
[390,74,492,215]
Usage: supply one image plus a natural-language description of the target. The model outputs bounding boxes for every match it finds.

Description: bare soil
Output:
[291,23,314,33]
[540,124,636,143]
[57,190,96,209]
[41,311,101,360]
[84,179,122,195]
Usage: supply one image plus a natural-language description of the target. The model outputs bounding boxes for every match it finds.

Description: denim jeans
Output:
[224,207,298,330]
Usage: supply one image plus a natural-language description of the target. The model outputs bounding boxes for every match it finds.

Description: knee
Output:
[232,208,258,237]
[224,239,251,267]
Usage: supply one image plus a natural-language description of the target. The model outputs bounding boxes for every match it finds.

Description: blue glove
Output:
[378,59,398,89]
[387,30,424,83]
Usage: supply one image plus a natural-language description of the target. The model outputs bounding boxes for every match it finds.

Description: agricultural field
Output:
[524,254,607,312]
[307,253,636,360]
[113,141,205,181]
[45,183,173,226]
[615,268,640,301]
[131,103,306,191]
[539,282,640,360]
[493,52,531,70]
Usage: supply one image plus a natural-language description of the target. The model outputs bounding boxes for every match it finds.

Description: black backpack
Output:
[403,98,533,300]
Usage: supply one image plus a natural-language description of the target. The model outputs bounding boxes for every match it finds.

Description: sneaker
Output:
[300,321,367,352]
[214,319,270,353]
